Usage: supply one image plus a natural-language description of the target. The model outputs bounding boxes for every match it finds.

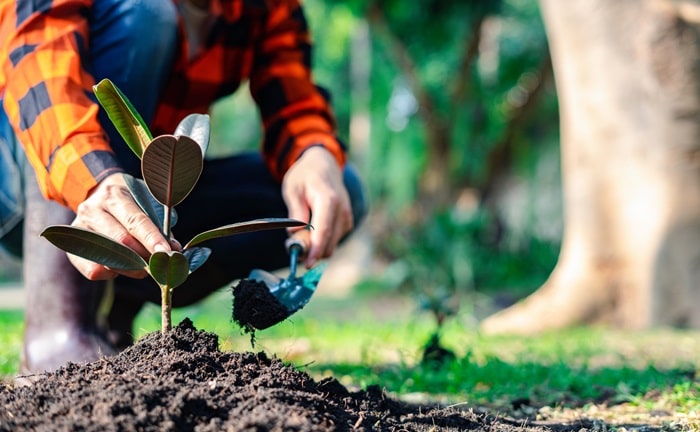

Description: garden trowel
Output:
[249,231,327,315]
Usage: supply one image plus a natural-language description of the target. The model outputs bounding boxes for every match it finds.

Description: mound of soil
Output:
[0,319,575,431]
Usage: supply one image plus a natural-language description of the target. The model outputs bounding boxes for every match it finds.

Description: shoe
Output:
[20,174,118,376]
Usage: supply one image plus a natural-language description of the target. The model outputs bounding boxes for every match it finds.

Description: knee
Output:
[89,1,179,126]
[118,1,178,52]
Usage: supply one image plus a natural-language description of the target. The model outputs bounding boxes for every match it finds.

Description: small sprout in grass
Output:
[417,288,458,367]
[41,78,307,334]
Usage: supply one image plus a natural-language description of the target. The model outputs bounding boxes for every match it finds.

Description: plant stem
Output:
[163,206,172,239]
[161,286,172,333]
[161,207,173,334]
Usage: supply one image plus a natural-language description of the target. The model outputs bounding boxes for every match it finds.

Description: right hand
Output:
[68,173,176,280]
[281,146,353,269]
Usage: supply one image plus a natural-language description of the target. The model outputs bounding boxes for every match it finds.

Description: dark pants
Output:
[112,153,366,308]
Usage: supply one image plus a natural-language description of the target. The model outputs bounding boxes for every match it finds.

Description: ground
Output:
[0,318,630,432]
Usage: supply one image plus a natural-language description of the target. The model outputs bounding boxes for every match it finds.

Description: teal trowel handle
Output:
[284,230,310,279]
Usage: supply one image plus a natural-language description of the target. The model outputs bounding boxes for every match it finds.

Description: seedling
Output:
[41,79,307,333]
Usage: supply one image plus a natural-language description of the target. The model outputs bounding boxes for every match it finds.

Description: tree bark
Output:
[481,0,700,334]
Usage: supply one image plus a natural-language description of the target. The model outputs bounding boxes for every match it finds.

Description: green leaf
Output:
[41,225,147,271]
[122,174,178,231]
[149,251,190,289]
[93,79,152,158]
[141,135,203,207]
[184,218,309,249]
[183,247,211,273]
[174,113,210,157]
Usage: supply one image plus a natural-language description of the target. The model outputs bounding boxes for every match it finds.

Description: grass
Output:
[0,310,21,377]
[1,288,699,429]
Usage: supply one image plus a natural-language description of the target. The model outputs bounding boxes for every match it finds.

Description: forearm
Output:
[249,0,346,180]
[0,1,121,210]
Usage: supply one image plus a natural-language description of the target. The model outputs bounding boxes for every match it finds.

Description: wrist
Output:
[297,142,345,167]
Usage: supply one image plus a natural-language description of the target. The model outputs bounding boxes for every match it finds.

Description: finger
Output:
[284,191,311,235]
[169,237,183,252]
[314,186,353,262]
[306,194,336,268]
[329,188,354,256]
[75,191,157,259]
[107,196,171,256]
[286,228,311,260]
[77,213,152,261]
[328,203,353,258]
[68,254,117,281]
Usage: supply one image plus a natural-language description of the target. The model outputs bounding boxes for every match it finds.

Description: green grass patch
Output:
[0,310,23,377]
[2,289,699,423]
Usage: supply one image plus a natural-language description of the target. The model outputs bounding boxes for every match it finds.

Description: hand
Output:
[69,173,175,280]
[282,146,353,268]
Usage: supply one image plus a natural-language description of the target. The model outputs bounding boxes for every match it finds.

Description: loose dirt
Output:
[232,278,290,332]
[0,318,608,432]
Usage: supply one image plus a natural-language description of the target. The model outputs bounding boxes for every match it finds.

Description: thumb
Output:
[285,194,310,231]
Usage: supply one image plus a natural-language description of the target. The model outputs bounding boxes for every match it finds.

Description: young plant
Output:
[41,79,307,333]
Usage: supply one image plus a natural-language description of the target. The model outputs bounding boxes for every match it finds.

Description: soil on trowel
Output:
[232,278,290,332]
[0,318,560,432]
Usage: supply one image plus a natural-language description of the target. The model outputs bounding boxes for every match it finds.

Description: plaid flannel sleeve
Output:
[249,0,346,180]
[0,0,121,211]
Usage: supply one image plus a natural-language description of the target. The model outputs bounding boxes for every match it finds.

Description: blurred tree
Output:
[355,0,554,221]
[482,0,700,334]
[335,1,563,349]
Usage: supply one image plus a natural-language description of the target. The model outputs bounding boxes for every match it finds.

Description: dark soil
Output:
[232,278,290,332]
[0,318,594,432]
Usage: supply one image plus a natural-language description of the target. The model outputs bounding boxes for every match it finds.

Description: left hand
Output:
[282,146,353,268]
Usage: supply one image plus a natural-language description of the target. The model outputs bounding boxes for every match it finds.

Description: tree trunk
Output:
[481,0,700,334]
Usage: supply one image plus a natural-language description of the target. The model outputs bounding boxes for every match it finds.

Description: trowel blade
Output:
[275,262,328,313]
[248,268,283,295]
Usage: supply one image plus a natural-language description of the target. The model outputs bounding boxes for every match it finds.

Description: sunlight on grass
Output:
[130,289,700,422]
[2,289,699,429]
[132,288,440,364]
[0,310,23,377]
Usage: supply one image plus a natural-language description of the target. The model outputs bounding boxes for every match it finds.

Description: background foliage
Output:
[206,0,562,331]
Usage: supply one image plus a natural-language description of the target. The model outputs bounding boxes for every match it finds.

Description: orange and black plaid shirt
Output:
[0,0,346,212]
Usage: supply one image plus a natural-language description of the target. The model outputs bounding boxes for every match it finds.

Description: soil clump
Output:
[232,278,290,332]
